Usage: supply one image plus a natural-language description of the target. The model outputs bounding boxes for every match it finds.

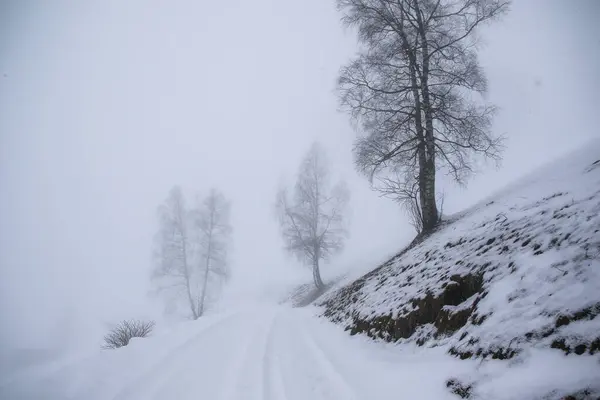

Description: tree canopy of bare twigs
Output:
[337,0,508,233]
[276,142,350,289]
[102,319,155,349]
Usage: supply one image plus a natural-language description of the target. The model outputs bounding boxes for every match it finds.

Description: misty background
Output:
[1,0,598,363]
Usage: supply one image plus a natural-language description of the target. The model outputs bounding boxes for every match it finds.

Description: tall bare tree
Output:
[337,0,508,233]
[152,186,201,319]
[276,143,350,290]
[190,189,231,317]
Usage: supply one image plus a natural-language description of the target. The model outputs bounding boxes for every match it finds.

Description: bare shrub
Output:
[102,319,155,349]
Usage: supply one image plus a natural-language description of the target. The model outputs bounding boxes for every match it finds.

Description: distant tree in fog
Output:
[336,0,508,234]
[276,142,350,290]
[190,189,232,317]
[152,186,201,319]
[152,186,232,319]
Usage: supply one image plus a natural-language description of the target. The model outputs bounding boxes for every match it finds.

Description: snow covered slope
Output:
[1,142,598,400]
[321,140,600,390]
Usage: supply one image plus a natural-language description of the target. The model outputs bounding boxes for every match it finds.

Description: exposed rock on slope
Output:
[320,141,600,363]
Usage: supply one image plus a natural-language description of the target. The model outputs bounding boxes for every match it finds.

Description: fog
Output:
[1,0,598,360]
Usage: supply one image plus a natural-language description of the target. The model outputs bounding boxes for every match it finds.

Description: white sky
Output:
[1,0,599,354]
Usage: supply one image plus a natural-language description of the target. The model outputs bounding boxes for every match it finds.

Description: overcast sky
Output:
[1,0,599,355]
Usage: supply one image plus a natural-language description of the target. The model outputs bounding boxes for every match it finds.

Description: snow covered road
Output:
[104,306,449,400]
[3,305,598,400]
[1,305,469,400]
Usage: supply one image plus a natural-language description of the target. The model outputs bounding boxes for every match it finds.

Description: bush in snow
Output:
[102,319,155,349]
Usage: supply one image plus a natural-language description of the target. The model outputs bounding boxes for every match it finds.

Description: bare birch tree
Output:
[337,0,508,233]
[152,186,201,319]
[276,143,350,290]
[190,189,231,317]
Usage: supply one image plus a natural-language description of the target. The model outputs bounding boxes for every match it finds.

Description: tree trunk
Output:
[404,45,436,233]
[198,231,213,317]
[185,276,198,319]
[198,208,216,318]
[413,0,439,234]
[312,257,324,290]
[419,159,438,233]
[181,239,199,319]
[198,254,210,317]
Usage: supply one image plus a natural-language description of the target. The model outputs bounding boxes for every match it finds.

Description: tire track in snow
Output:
[293,317,358,400]
[219,310,277,400]
[262,314,289,400]
[112,312,241,400]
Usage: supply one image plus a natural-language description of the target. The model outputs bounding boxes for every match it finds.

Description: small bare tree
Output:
[152,186,201,319]
[378,171,445,233]
[378,171,423,232]
[190,189,232,317]
[276,142,350,290]
[337,0,508,233]
[102,319,155,349]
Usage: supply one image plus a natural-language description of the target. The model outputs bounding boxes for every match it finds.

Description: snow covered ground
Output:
[0,306,446,399]
[2,145,598,400]
[2,305,598,400]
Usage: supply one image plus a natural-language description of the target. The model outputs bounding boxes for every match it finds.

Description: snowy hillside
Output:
[1,142,598,400]
[320,140,600,395]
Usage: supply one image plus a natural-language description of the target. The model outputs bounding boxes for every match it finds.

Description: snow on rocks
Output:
[320,140,600,365]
